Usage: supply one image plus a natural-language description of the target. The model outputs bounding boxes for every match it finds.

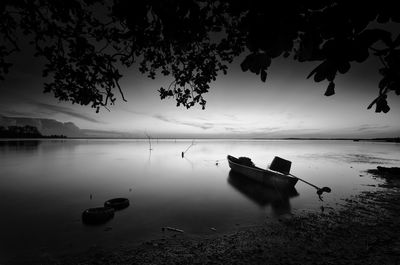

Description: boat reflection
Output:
[227,170,299,216]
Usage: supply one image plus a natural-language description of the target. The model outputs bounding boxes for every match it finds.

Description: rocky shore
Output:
[45,167,400,265]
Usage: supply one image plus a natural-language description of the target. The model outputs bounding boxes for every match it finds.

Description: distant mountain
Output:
[0,115,84,137]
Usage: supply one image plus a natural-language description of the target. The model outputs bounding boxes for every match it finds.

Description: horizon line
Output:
[1,137,399,141]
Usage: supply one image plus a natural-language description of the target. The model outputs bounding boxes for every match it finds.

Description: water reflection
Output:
[227,170,299,215]
[1,139,398,263]
[0,140,41,152]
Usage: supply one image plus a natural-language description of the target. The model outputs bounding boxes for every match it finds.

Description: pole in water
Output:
[181,140,195,158]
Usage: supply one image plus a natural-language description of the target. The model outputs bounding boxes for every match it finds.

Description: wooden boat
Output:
[227,155,298,189]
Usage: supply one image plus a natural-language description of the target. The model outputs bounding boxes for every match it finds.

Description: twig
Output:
[145,131,152,150]
[181,139,195,158]
[115,78,127,102]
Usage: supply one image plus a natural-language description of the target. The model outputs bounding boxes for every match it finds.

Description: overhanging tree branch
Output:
[1,1,400,113]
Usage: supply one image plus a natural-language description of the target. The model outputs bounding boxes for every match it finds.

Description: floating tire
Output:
[104,198,130,210]
[82,207,115,225]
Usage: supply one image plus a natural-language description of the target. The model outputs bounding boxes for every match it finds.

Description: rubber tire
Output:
[82,207,115,225]
[104,198,130,210]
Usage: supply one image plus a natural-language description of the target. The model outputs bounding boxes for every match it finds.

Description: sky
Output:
[1,37,400,139]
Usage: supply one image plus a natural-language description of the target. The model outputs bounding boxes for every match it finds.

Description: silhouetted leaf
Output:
[240,54,253,72]
[326,66,337,82]
[338,62,351,74]
[375,95,390,113]
[379,78,388,89]
[325,82,335,96]
[260,70,267,82]
[307,61,328,81]
[314,70,326,82]
[241,53,271,76]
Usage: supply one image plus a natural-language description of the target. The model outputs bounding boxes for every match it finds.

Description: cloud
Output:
[82,129,139,138]
[356,124,391,132]
[223,114,239,121]
[153,114,302,135]
[0,108,35,117]
[152,113,323,137]
[223,127,242,133]
[32,102,103,123]
[120,108,148,116]
[223,125,320,137]
[153,114,215,130]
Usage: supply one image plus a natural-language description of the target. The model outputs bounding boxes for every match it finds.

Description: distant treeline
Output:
[353,137,400,143]
[0,125,67,138]
[372,137,400,143]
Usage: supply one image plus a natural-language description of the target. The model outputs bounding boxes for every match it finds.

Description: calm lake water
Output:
[0,139,399,263]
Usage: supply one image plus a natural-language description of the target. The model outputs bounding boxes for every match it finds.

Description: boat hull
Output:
[227,155,298,189]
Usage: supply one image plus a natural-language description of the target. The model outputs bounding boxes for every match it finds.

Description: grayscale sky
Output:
[1,44,400,138]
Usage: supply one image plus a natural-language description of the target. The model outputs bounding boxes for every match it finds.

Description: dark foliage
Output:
[1,1,399,112]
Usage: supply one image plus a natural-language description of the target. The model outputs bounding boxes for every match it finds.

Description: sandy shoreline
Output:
[49,168,399,265]
[9,168,400,265]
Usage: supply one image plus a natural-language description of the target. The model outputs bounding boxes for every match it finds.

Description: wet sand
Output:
[31,168,400,264]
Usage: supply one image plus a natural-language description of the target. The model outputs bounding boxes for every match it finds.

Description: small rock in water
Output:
[210,227,217,231]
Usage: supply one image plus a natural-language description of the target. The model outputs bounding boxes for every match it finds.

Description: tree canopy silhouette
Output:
[1,0,399,113]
